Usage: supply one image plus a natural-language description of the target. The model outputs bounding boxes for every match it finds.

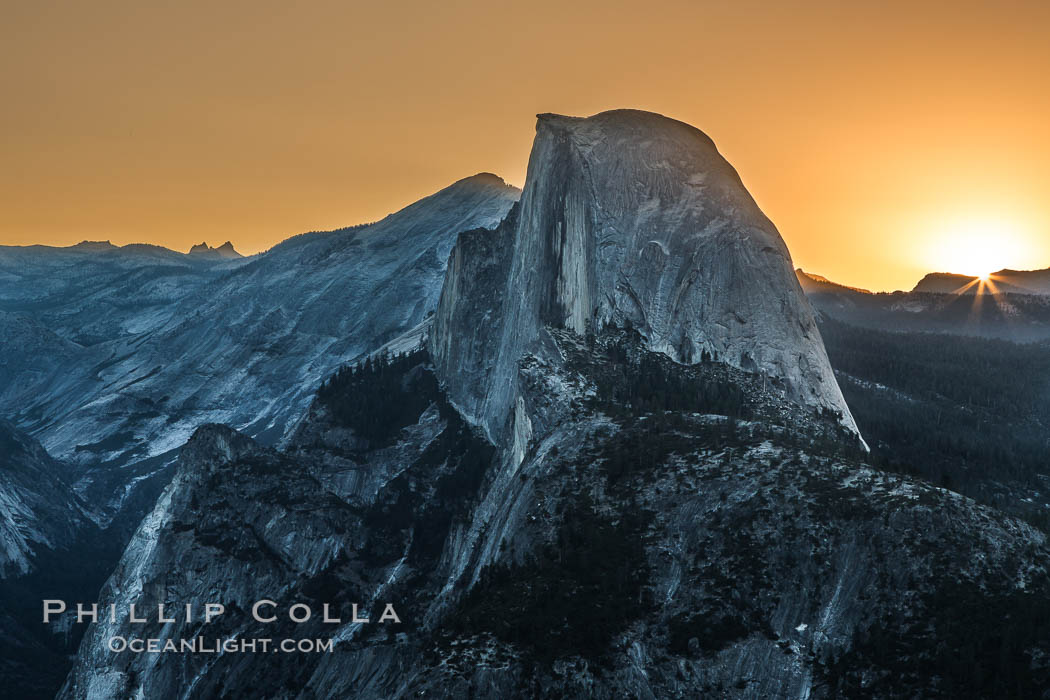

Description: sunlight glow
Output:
[924,216,1032,279]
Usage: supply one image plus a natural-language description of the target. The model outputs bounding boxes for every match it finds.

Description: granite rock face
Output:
[0,174,519,527]
[433,110,858,443]
[58,358,498,700]
[0,421,91,578]
[0,421,115,698]
[58,335,1050,699]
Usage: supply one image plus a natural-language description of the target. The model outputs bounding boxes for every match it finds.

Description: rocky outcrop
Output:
[433,111,858,443]
[187,241,243,259]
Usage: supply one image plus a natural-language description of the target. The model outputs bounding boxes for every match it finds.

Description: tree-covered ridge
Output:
[556,325,862,457]
[588,330,752,419]
[819,316,1050,421]
[818,316,1050,528]
[315,346,439,449]
[450,488,653,666]
[438,383,1050,697]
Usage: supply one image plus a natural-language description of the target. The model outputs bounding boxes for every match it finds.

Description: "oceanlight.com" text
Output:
[107,637,335,654]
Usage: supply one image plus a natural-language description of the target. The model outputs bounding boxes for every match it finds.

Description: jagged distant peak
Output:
[187,240,243,258]
[213,241,242,258]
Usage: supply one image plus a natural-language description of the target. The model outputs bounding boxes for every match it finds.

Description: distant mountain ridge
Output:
[912,268,1050,295]
[796,268,1050,341]
[795,269,871,295]
[798,266,1050,297]
[0,173,519,527]
[11,239,243,259]
[0,241,251,347]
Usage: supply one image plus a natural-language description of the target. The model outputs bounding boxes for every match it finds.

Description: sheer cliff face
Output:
[0,421,91,578]
[433,110,858,441]
[0,422,115,699]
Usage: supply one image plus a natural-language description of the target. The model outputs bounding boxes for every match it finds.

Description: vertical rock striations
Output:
[432,110,859,444]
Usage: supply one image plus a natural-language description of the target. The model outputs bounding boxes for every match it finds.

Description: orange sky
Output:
[3,0,1049,291]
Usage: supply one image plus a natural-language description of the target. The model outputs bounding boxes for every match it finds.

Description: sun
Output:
[924,216,1029,280]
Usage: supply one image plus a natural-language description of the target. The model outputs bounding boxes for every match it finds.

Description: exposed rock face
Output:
[0,420,91,578]
[60,358,498,700]
[59,336,1050,699]
[0,421,116,699]
[0,174,519,527]
[433,111,858,442]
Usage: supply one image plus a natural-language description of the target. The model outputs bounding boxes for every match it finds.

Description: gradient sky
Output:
[3,0,1048,291]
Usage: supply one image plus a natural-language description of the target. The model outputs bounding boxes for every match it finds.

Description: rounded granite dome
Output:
[433,109,860,440]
